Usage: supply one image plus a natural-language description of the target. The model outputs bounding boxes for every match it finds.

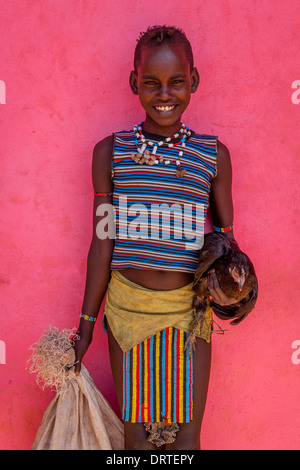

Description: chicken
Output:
[185,233,258,352]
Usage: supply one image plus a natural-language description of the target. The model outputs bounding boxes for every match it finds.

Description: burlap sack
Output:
[28,327,124,450]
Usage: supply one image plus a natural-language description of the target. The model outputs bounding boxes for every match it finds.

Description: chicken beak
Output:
[238,271,246,290]
[229,266,246,291]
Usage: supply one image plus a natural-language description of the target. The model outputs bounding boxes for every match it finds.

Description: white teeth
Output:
[155,105,175,111]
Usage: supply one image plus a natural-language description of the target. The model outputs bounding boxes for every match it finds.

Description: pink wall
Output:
[1,0,299,450]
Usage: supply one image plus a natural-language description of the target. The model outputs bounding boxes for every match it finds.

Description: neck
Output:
[142,116,183,137]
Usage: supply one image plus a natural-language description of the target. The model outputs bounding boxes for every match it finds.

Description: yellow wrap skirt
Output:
[104,270,213,424]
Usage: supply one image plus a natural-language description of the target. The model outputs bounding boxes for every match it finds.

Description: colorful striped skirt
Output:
[104,270,213,425]
[122,327,193,423]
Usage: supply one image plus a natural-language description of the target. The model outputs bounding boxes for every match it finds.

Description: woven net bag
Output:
[27,326,124,450]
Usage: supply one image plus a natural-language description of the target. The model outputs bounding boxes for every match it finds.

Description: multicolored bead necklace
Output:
[131,122,191,177]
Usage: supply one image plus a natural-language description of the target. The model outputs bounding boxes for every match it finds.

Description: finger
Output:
[208,272,223,304]
[208,275,219,303]
[207,270,217,290]
[208,272,236,305]
[207,272,213,291]
[211,271,221,291]
[74,358,81,375]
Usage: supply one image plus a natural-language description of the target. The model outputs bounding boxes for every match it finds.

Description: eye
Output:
[171,79,185,86]
[144,80,158,86]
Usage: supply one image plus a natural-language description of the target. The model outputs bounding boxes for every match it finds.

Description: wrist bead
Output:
[214,224,233,233]
[79,312,97,322]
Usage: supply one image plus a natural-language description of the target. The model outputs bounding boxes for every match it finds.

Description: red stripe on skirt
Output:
[176,329,180,422]
[165,327,169,421]
[141,342,145,423]
[189,345,192,421]
[124,351,127,419]
[147,337,151,422]
[136,343,140,422]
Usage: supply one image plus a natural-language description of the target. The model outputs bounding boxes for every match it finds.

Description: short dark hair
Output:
[134,25,194,72]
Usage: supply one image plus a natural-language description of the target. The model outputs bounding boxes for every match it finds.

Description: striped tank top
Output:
[110,128,218,273]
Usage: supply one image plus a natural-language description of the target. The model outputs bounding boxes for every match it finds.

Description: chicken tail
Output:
[184,297,208,357]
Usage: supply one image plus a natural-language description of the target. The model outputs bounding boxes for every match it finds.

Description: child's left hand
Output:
[207,269,237,306]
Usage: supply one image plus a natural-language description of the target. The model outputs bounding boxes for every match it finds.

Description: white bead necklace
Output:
[131,122,191,177]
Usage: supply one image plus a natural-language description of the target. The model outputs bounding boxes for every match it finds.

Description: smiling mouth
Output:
[154,105,176,112]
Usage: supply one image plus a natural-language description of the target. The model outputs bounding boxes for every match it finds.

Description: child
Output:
[74,25,242,450]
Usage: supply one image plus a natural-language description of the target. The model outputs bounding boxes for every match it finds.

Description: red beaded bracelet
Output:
[214,224,233,233]
[94,191,113,196]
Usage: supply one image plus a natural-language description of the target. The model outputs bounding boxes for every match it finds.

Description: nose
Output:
[157,83,171,100]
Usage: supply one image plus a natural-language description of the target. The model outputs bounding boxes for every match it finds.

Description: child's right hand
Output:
[207,269,238,306]
[73,321,95,375]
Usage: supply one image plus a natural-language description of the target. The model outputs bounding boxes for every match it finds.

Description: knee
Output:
[125,439,163,450]
[124,423,161,451]
[166,442,200,451]
[165,434,201,451]
[125,436,156,451]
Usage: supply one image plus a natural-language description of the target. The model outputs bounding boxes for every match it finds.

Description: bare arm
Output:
[209,140,235,240]
[74,135,114,374]
[207,140,238,305]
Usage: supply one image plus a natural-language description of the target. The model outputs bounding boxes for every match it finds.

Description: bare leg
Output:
[164,337,211,450]
[107,323,211,450]
[107,323,162,450]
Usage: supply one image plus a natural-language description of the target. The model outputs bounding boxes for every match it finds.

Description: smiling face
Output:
[130,43,199,136]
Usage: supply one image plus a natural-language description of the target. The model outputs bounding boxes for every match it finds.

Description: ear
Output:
[129,70,139,95]
[191,67,200,93]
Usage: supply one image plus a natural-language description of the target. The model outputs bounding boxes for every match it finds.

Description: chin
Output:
[148,112,182,127]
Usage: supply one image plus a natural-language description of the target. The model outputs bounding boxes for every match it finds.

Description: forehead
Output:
[137,43,190,77]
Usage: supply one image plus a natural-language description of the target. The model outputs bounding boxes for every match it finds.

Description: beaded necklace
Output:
[131,122,191,177]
